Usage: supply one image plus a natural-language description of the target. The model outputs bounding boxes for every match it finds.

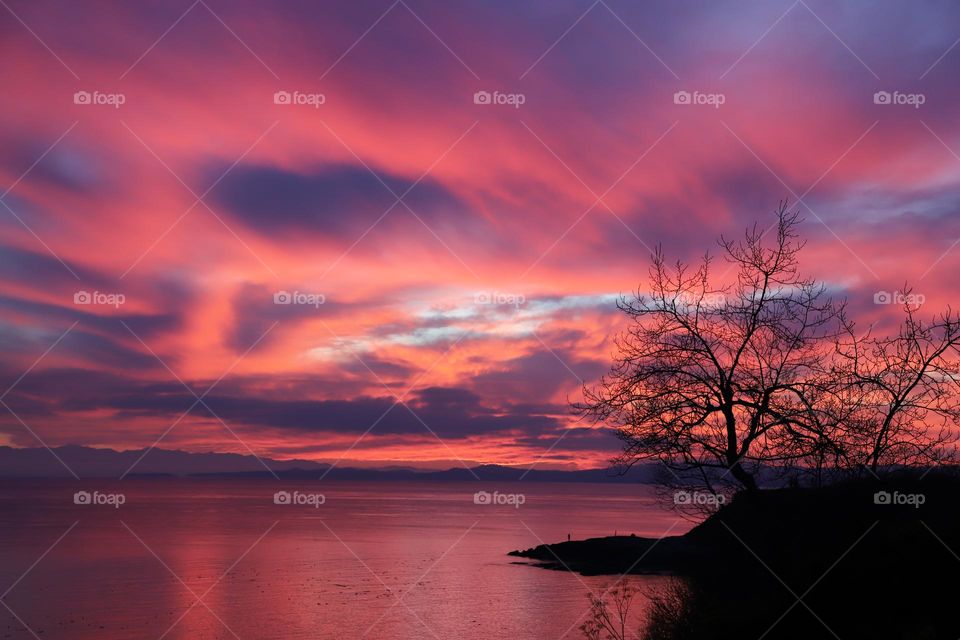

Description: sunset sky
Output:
[2,0,959,470]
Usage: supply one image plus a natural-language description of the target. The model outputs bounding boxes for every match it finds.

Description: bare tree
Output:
[580,203,843,492]
[580,583,638,640]
[582,203,960,493]
[833,296,960,474]
[579,580,695,640]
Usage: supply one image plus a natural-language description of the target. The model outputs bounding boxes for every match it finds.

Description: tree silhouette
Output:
[832,298,960,473]
[581,203,959,493]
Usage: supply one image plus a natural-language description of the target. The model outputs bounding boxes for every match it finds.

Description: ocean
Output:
[0,479,689,639]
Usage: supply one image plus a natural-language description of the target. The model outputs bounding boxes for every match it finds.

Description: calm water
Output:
[0,479,689,639]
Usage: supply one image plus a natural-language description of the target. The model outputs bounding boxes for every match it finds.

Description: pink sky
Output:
[1,0,959,469]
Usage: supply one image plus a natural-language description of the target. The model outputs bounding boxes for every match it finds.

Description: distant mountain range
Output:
[0,445,657,483]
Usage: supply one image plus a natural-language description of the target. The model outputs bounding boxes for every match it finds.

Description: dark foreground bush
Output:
[640,471,959,640]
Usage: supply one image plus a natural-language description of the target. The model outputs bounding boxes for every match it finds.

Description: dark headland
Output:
[510,472,960,640]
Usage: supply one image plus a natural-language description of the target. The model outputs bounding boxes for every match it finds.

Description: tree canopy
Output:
[581,203,960,493]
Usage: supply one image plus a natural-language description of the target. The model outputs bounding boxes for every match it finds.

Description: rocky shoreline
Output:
[509,533,704,575]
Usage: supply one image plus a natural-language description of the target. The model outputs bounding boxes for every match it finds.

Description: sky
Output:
[1,0,959,471]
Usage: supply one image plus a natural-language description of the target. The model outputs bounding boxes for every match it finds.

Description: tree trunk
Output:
[721,400,756,491]
[728,460,757,491]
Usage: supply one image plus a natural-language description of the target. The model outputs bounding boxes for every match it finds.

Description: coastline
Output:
[508,473,960,638]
